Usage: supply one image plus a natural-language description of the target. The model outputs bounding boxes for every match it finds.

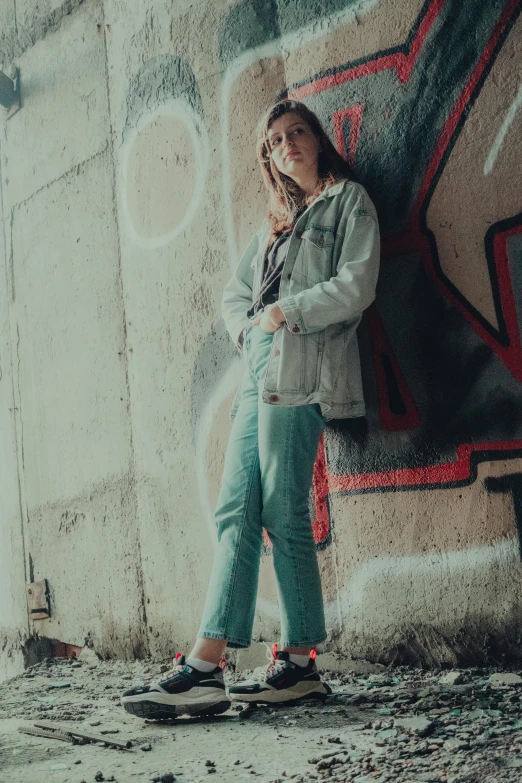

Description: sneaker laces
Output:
[142,652,186,685]
[251,643,288,682]
[162,652,188,679]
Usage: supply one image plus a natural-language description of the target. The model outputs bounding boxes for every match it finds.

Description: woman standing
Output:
[121,99,380,719]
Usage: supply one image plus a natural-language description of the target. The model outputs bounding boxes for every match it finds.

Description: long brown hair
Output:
[256,100,358,238]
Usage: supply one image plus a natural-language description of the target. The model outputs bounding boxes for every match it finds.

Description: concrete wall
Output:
[1,0,521,677]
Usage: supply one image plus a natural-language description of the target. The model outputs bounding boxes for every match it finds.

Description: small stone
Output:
[78,647,100,667]
[489,673,522,686]
[443,738,469,751]
[376,729,397,740]
[141,743,152,751]
[394,717,435,737]
[505,759,522,768]
[439,671,464,686]
[366,673,392,684]
[95,774,105,782]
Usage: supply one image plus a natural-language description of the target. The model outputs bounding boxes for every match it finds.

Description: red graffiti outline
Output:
[287,0,522,515]
[332,105,363,168]
[328,440,522,493]
[311,433,330,545]
[411,0,522,381]
[289,0,447,98]
[290,0,522,379]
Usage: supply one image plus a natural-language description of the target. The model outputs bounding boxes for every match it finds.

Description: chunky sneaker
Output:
[228,644,331,705]
[121,653,231,719]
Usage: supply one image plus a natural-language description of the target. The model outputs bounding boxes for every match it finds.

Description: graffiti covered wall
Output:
[0,0,521,673]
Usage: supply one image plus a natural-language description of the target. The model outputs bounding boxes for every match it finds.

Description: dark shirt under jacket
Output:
[247,231,292,319]
[237,211,304,353]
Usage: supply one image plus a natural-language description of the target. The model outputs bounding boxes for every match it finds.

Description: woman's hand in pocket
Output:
[251,304,285,333]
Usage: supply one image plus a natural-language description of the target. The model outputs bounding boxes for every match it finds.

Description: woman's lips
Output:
[285,151,300,161]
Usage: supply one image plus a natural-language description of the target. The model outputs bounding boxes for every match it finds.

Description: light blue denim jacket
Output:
[223,178,380,422]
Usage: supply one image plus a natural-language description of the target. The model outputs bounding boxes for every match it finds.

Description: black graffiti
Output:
[485,473,522,560]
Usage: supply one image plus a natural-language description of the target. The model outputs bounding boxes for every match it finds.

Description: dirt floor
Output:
[1,652,522,783]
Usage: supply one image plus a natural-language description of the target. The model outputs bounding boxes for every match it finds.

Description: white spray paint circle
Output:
[120,99,208,249]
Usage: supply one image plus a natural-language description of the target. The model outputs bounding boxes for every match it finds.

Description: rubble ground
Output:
[0,655,521,783]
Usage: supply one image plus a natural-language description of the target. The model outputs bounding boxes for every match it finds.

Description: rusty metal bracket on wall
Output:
[27,579,51,620]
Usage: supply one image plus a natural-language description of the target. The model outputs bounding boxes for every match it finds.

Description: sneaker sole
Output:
[229,681,331,705]
[122,699,231,720]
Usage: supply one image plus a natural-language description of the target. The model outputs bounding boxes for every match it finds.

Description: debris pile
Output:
[0,656,520,782]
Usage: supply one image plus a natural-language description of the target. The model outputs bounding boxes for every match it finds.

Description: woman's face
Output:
[266,112,320,181]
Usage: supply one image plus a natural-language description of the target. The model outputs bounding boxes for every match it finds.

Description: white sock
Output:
[288,653,310,667]
[185,656,219,672]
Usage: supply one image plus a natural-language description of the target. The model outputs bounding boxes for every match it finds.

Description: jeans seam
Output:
[286,404,307,643]
[220,444,260,643]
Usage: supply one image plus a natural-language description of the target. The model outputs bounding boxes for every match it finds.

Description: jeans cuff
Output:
[279,634,328,648]
[198,630,251,649]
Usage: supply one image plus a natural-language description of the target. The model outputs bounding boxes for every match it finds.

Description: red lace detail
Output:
[175,652,183,662]
[310,648,317,660]
[271,642,278,659]
[219,657,227,671]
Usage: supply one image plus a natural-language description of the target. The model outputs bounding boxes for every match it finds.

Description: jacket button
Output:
[317,236,324,246]
[292,325,300,333]
[269,394,279,402]
[274,349,280,356]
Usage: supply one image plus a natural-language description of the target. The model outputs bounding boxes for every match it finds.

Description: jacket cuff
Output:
[277,296,306,334]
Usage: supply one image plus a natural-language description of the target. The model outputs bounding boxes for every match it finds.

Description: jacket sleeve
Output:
[221,228,261,350]
[277,189,380,335]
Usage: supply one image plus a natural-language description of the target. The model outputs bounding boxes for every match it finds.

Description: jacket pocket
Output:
[301,225,335,248]
[314,330,325,389]
[301,225,335,283]
[301,332,323,394]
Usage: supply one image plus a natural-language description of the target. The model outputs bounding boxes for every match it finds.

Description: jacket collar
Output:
[259,178,350,244]
[291,178,349,227]
[320,178,349,198]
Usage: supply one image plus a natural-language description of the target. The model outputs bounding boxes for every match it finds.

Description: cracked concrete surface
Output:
[1,655,522,783]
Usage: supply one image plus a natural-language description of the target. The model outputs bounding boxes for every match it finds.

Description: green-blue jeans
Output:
[198,323,327,648]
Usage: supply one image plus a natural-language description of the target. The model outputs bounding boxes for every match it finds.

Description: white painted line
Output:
[484,81,522,175]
